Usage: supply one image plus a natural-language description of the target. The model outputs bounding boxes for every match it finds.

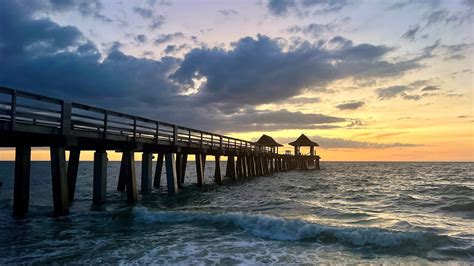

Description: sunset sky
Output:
[0,0,472,161]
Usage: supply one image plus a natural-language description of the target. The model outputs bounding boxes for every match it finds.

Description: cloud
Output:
[402,25,420,41]
[218,9,239,17]
[266,0,349,16]
[336,101,365,110]
[172,35,419,112]
[154,32,186,45]
[164,44,190,54]
[134,34,147,44]
[132,6,165,29]
[376,85,422,101]
[275,135,421,149]
[133,7,153,18]
[287,23,336,38]
[30,0,113,22]
[267,0,296,16]
[421,85,440,91]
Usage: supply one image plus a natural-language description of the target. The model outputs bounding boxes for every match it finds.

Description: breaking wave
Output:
[132,207,455,252]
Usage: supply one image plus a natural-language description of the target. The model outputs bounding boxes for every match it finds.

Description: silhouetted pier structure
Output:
[0,87,320,217]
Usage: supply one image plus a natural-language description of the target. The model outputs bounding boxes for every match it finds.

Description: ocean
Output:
[0,161,472,264]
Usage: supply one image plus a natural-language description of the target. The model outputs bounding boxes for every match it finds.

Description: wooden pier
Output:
[0,87,320,217]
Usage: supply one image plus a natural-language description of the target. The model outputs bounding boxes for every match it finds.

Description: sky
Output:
[0,0,473,161]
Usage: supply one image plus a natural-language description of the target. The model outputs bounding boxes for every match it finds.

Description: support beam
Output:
[236,156,242,178]
[242,156,248,178]
[196,153,204,187]
[13,145,31,217]
[226,155,236,180]
[50,146,69,216]
[67,149,80,202]
[153,153,164,188]
[176,153,182,189]
[122,151,137,202]
[165,153,178,193]
[117,153,126,191]
[180,153,188,185]
[141,152,153,194]
[93,150,107,205]
[214,155,222,185]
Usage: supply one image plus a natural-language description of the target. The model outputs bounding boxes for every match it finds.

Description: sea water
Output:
[0,161,472,264]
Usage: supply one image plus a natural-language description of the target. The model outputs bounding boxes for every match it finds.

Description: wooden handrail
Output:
[0,87,274,152]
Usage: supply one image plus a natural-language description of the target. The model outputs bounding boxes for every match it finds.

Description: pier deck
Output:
[0,87,320,217]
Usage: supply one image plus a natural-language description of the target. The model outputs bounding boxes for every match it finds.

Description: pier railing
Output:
[0,87,271,152]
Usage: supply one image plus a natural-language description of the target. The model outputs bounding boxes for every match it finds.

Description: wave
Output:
[132,207,454,251]
[440,201,474,213]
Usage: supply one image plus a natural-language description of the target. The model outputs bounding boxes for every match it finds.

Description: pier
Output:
[0,87,320,217]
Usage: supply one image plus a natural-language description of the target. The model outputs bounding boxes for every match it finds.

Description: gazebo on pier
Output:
[288,134,319,156]
[256,134,283,153]
[288,134,321,170]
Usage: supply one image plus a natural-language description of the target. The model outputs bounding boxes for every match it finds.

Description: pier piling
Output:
[153,153,164,188]
[93,150,107,205]
[13,145,31,217]
[67,149,80,202]
[50,146,69,216]
[165,153,178,193]
[141,151,153,194]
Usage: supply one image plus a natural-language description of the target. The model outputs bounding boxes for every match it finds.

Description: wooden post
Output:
[165,153,178,193]
[249,156,255,176]
[117,153,126,191]
[67,149,80,202]
[196,153,204,187]
[141,151,153,194]
[176,153,182,189]
[93,150,107,205]
[315,156,320,170]
[260,157,265,175]
[13,145,31,217]
[242,156,248,178]
[153,153,164,188]
[121,151,137,202]
[50,146,69,216]
[226,155,236,180]
[236,156,242,178]
[214,155,222,185]
[180,153,188,185]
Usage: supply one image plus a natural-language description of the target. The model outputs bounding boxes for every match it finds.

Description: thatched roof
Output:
[288,134,319,147]
[256,134,283,147]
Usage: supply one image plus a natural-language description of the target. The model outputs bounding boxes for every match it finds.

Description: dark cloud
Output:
[275,135,421,149]
[133,7,154,18]
[218,108,345,132]
[302,0,349,13]
[134,34,147,44]
[267,0,296,16]
[336,101,365,110]
[154,32,186,45]
[421,85,440,91]
[376,85,412,99]
[402,25,420,41]
[267,0,349,16]
[287,23,335,38]
[33,0,113,22]
[164,44,190,54]
[150,15,166,29]
[132,6,165,29]
[172,35,419,112]
[441,43,473,61]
